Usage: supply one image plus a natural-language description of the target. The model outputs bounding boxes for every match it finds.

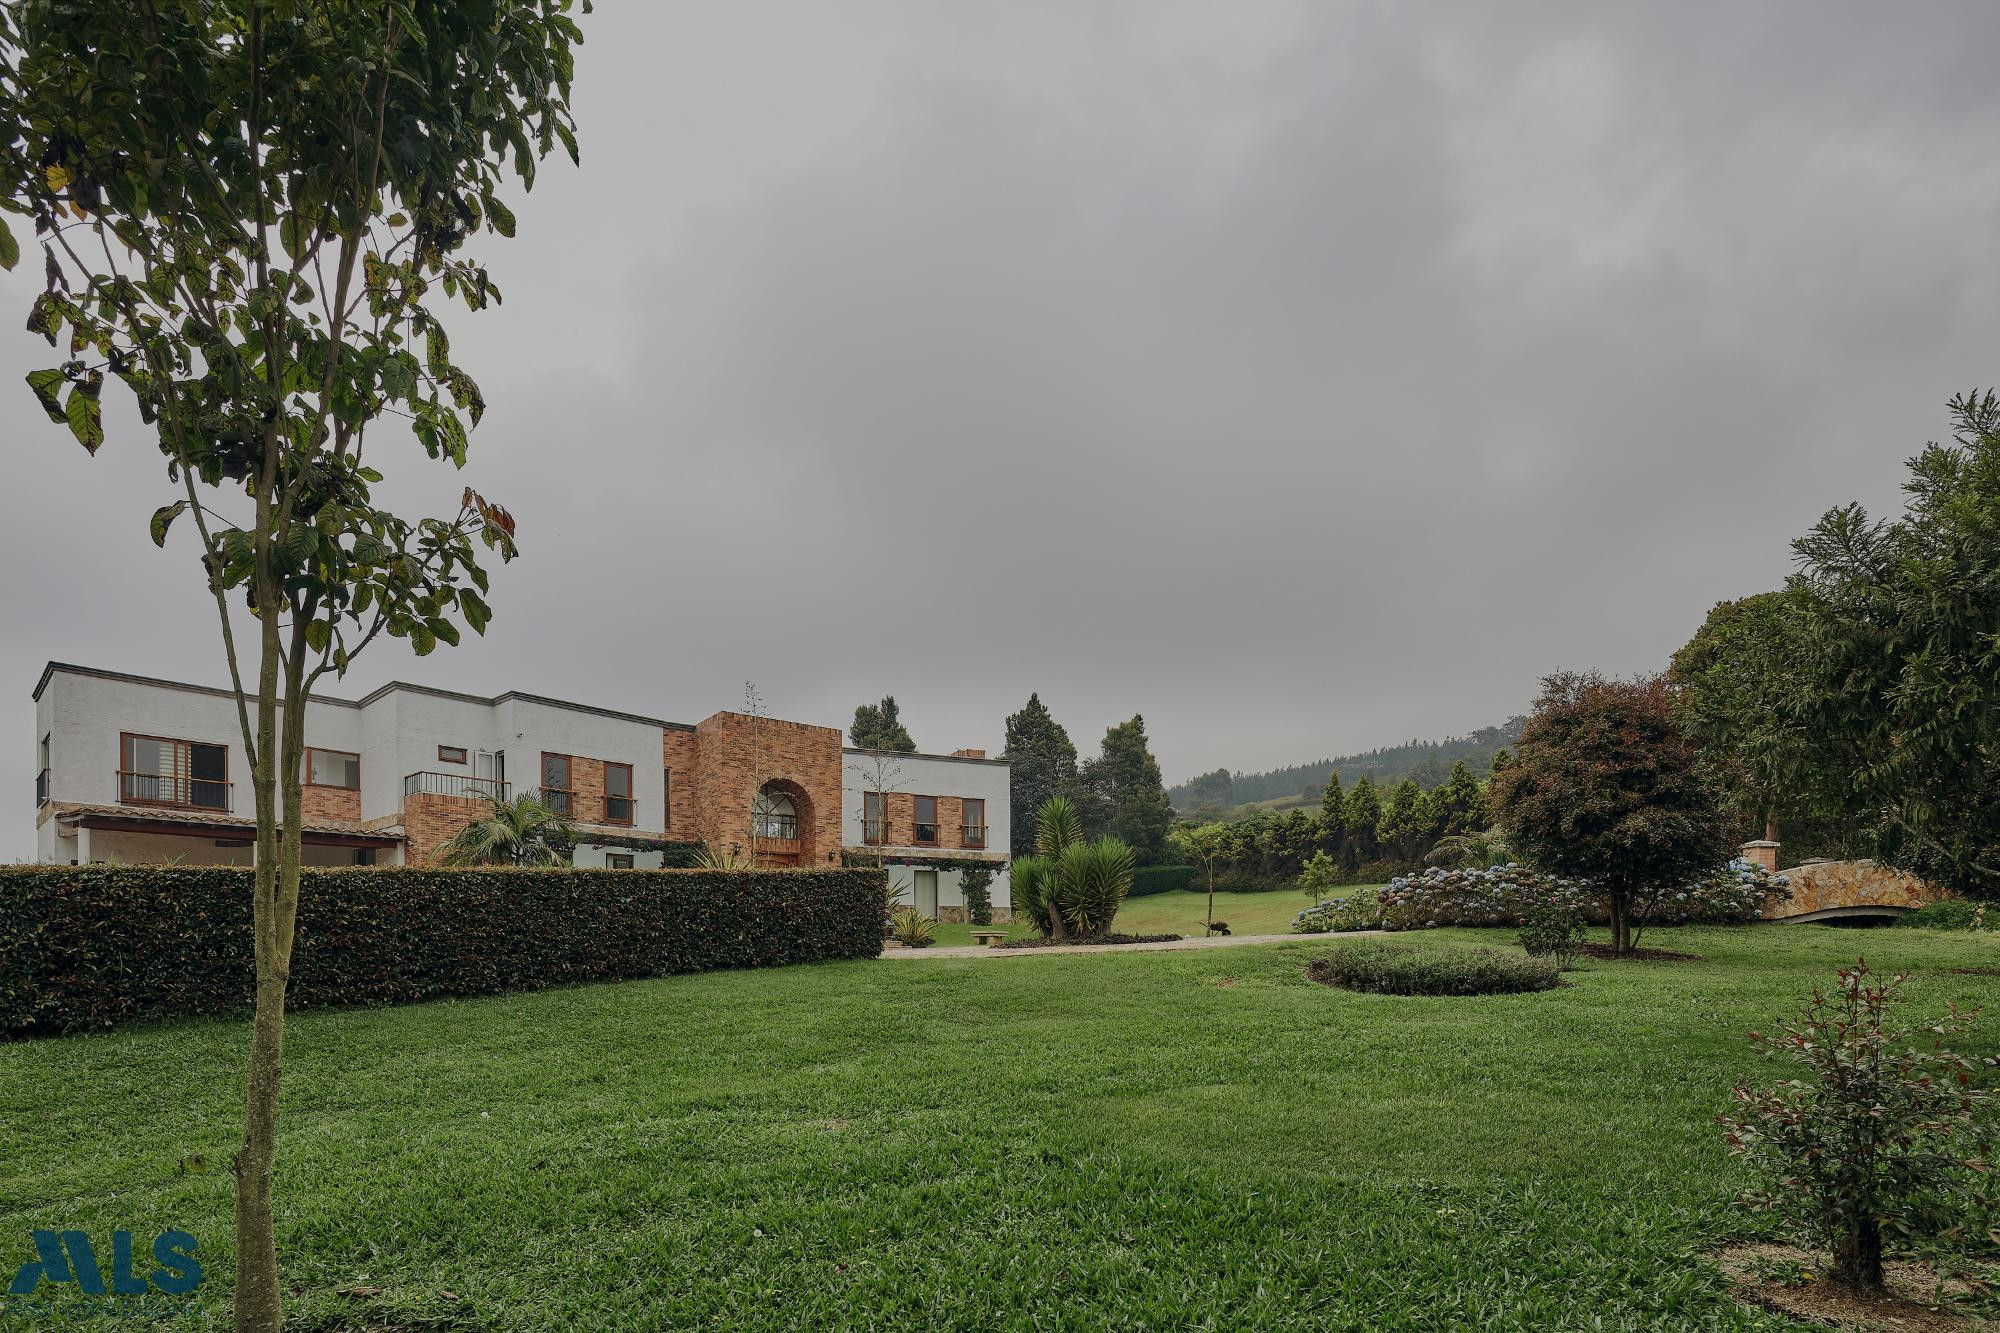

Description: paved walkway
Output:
[879,931,1366,960]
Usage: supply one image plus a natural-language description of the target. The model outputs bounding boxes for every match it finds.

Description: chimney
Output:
[1739,839,1779,872]
[950,748,987,759]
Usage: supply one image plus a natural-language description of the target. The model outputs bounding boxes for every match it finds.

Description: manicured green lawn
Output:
[931,885,1344,946]
[5,926,1999,1329]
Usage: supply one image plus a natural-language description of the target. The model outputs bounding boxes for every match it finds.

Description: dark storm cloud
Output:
[7,1,2000,854]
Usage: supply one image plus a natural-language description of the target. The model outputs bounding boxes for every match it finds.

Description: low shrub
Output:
[0,865,887,1037]
[960,865,996,926]
[1128,864,1196,898]
[1372,859,1790,933]
[1896,899,1987,932]
[1517,898,1586,970]
[1307,941,1561,996]
[890,907,936,948]
[996,932,1182,950]
[1293,890,1384,935]
[1719,960,2000,1290]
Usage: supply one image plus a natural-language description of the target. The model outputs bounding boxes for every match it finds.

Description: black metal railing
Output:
[962,824,985,849]
[118,770,230,811]
[913,820,939,845]
[863,817,888,845]
[35,768,48,807]
[404,771,509,803]
[756,814,798,840]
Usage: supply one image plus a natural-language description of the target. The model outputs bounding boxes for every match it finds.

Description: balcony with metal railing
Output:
[118,769,232,811]
[404,771,510,803]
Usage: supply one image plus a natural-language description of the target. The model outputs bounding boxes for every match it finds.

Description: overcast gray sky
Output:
[6,1,2000,857]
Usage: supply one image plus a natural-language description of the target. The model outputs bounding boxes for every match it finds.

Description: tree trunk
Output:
[1608,888,1632,957]
[234,590,286,1332]
[1206,866,1216,936]
[1833,1215,1884,1292]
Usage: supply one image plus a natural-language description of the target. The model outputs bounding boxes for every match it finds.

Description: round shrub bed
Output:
[1306,941,1562,996]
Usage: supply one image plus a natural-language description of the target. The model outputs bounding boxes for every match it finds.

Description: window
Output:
[36,733,49,807]
[914,795,939,845]
[438,745,468,765]
[604,762,634,826]
[120,734,229,810]
[353,848,377,867]
[755,785,799,840]
[605,853,635,870]
[962,798,986,849]
[307,748,360,790]
[863,791,887,845]
[663,768,672,830]
[541,753,572,816]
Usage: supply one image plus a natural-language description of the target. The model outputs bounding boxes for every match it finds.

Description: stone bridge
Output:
[1745,844,1947,923]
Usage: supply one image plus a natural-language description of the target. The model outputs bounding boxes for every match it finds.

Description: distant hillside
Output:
[1169,717,1526,820]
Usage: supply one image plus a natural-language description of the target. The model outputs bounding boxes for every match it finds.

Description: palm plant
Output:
[436,792,578,866]
[1011,796,1135,940]
[1424,829,1513,870]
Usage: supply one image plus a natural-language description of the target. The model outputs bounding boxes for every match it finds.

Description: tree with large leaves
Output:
[0,5,585,1327]
[436,791,578,867]
[1001,692,1079,858]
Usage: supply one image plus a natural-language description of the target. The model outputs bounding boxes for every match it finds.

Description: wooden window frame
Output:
[605,852,635,870]
[604,761,635,827]
[119,732,230,811]
[541,752,574,817]
[305,747,361,791]
[961,797,986,849]
[663,768,672,833]
[913,794,940,846]
[438,745,468,765]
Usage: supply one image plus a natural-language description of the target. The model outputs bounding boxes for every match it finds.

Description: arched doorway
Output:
[753,779,814,866]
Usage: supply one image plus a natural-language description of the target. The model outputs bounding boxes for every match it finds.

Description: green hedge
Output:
[0,865,886,1037]
[1128,864,1196,897]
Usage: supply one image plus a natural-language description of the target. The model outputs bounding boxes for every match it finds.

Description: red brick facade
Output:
[689,711,843,867]
[301,784,361,823]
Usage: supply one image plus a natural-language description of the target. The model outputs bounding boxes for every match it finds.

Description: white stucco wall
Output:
[842,748,1012,913]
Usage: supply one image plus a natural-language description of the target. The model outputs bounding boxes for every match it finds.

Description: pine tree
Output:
[849,695,916,751]
[1432,760,1488,837]
[1083,715,1174,865]
[1379,778,1429,863]
[1345,775,1383,866]
[1319,770,1348,860]
[1001,693,1079,859]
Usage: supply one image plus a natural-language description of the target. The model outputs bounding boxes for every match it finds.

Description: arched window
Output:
[754,784,799,839]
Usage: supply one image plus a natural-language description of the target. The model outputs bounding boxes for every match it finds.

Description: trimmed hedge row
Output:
[1128,864,1196,897]
[0,865,887,1037]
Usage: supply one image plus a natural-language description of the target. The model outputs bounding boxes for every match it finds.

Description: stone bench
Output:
[970,929,1008,948]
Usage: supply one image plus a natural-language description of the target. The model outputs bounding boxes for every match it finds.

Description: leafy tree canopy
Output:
[1001,692,1078,858]
[1493,671,1731,954]
[1083,714,1173,865]
[849,694,916,751]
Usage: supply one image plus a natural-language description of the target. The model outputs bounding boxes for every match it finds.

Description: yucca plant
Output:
[437,792,577,867]
[1014,796,1135,939]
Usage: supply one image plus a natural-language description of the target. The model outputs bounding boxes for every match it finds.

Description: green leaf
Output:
[282,522,318,567]
[25,293,60,345]
[352,535,394,565]
[149,501,188,547]
[279,211,308,264]
[483,193,516,239]
[26,369,66,422]
[0,217,17,271]
[425,326,450,378]
[428,617,461,649]
[460,587,492,635]
[64,376,103,454]
[304,618,331,654]
[410,622,438,656]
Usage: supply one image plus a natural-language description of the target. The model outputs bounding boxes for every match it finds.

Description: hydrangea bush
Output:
[1291,859,1789,935]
